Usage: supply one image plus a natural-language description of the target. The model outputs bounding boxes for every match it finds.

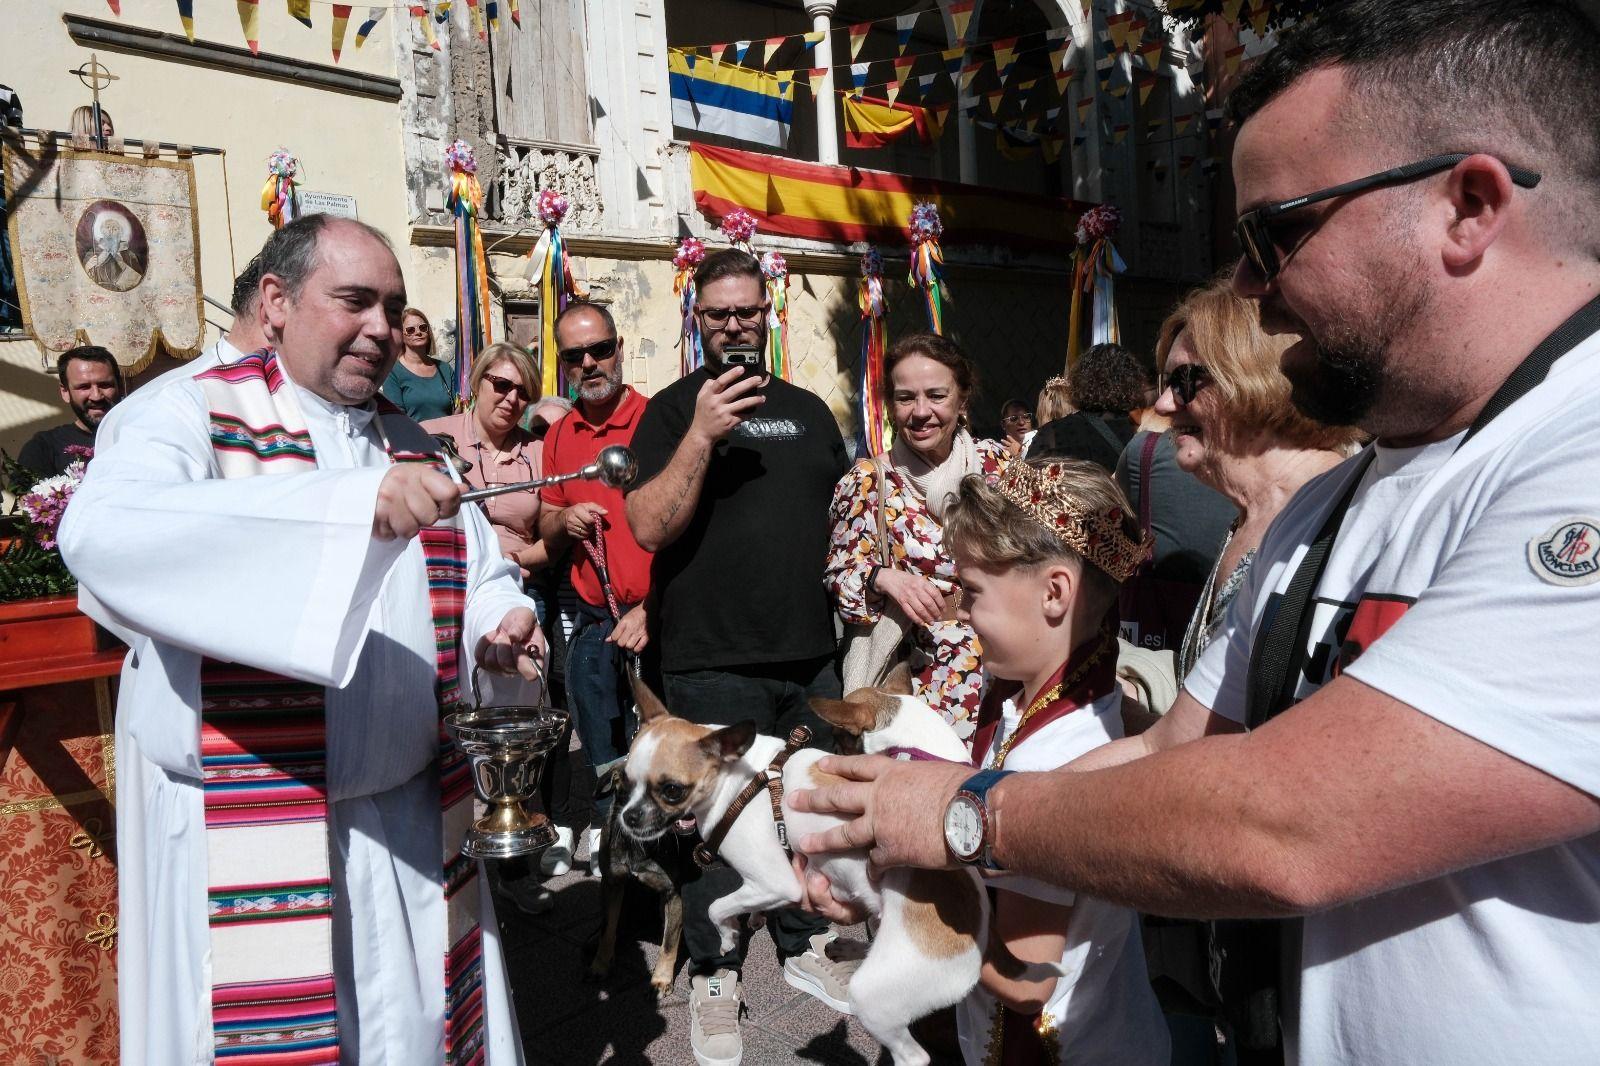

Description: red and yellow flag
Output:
[331,4,351,60]
[842,95,934,149]
[236,0,260,53]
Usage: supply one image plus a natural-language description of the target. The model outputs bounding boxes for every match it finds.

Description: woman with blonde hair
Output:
[421,341,548,578]
[69,105,114,141]
[383,306,457,421]
[1153,278,1364,677]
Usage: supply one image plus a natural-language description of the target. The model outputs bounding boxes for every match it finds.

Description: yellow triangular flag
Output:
[286,0,311,28]
[885,81,902,106]
[949,0,975,45]
[237,0,261,53]
[761,35,784,68]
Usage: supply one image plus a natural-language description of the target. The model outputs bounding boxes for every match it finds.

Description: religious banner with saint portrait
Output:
[2,139,203,372]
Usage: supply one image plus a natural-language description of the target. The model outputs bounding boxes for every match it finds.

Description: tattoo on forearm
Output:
[658,448,708,534]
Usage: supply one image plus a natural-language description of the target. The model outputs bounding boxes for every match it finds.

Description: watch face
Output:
[944,794,984,861]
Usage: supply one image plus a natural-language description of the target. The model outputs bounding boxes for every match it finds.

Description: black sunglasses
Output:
[1235,153,1542,284]
[483,373,531,402]
[558,337,619,364]
[695,304,766,328]
[1163,364,1212,407]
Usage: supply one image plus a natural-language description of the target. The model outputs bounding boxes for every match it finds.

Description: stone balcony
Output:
[487,138,605,233]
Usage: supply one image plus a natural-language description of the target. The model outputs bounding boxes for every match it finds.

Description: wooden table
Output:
[0,596,123,1064]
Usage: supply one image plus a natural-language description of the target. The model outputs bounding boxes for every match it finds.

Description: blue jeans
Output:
[663,654,841,974]
[567,599,636,818]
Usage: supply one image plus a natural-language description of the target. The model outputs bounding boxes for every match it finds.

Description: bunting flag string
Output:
[907,201,947,334]
[857,247,890,458]
[949,0,975,45]
[236,0,260,54]
[894,13,919,56]
[761,251,792,382]
[354,5,384,46]
[1067,204,1124,367]
[412,2,440,50]
[672,237,707,377]
[525,189,585,398]
[444,139,493,409]
[260,148,300,229]
[331,3,351,59]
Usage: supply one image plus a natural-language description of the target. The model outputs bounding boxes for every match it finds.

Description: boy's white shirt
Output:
[956,686,1170,1066]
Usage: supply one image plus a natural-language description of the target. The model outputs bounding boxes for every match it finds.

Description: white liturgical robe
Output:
[59,363,533,1065]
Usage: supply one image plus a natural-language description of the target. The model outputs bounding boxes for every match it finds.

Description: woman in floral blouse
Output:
[825,332,1008,744]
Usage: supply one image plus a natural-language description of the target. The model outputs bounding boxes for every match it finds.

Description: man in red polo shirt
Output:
[538,302,653,869]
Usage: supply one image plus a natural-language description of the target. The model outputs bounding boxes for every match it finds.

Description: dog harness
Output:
[693,725,812,868]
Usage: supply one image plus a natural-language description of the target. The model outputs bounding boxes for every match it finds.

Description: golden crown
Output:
[995,461,1151,582]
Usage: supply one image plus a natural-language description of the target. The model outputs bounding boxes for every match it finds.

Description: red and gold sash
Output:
[970,626,1117,1066]
[195,350,484,1064]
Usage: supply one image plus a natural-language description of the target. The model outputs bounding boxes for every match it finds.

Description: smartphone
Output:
[721,344,766,387]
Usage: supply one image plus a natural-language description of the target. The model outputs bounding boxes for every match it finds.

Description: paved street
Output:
[495,750,961,1065]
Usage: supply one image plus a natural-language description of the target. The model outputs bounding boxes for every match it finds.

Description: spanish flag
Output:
[842,95,934,149]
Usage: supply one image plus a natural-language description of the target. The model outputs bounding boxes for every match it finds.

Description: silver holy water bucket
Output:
[444,665,569,859]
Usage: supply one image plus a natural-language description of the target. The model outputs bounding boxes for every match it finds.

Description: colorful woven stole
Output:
[195,350,485,1064]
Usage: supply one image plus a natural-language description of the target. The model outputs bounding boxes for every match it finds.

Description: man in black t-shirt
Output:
[626,249,853,1066]
[17,346,124,478]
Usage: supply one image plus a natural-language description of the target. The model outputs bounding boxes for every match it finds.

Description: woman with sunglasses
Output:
[383,306,458,421]
[422,341,550,581]
[1153,279,1364,681]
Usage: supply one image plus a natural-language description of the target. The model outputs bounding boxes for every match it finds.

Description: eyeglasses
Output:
[403,324,431,335]
[483,374,531,402]
[558,338,619,364]
[1002,412,1034,425]
[695,304,767,328]
[1163,364,1212,407]
[1235,153,1542,284]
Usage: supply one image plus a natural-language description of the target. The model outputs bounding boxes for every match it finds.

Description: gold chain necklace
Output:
[992,639,1111,769]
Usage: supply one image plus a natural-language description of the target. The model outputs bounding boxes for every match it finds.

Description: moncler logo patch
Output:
[1528,517,1600,586]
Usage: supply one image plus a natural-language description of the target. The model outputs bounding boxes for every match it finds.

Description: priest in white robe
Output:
[60,215,541,1065]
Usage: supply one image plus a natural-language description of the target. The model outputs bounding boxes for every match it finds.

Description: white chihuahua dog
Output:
[619,664,1059,1066]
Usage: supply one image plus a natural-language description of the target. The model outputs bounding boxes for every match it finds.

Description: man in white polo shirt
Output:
[789,3,1600,1064]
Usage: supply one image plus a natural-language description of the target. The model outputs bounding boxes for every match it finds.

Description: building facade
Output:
[2,0,1222,456]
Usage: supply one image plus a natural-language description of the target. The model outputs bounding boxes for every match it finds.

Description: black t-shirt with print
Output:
[17,422,95,478]
[629,368,850,672]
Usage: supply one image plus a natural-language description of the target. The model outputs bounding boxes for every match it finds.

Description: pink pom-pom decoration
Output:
[909,201,943,244]
[537,188,570,227]
[1076,203,1122,244]
[719,208,758,245]
[760,251,788,280]
[266,148,299,179]
[860,247,884,278]
[443,139,478,175]
[673,237,707,271]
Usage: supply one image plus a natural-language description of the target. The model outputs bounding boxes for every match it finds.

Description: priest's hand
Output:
[478,607,547,682]
[373,464,462,541]
[791,754,970,873]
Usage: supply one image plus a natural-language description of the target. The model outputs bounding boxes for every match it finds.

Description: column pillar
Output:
[803,0,840,165]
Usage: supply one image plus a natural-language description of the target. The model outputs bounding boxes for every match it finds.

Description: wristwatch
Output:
[944,769,1012,870]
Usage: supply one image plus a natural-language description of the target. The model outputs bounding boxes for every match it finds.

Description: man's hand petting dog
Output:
[791,754,972,886]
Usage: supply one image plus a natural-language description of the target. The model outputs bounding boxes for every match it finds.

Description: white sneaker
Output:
[586,826,604,876]
[782,932,865,1015]
[539,825,574,877]
[689,969,743,1066]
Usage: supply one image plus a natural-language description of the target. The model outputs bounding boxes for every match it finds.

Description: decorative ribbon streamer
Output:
[524,188,586,399]
[1067,203,1125,367]
[445,139,493,409]
[857,247,891,457]
[907,201,948,334]
[672,237,707,377]
[719,208,757,254]
[760,251,791,382]
[260,149,300,230]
